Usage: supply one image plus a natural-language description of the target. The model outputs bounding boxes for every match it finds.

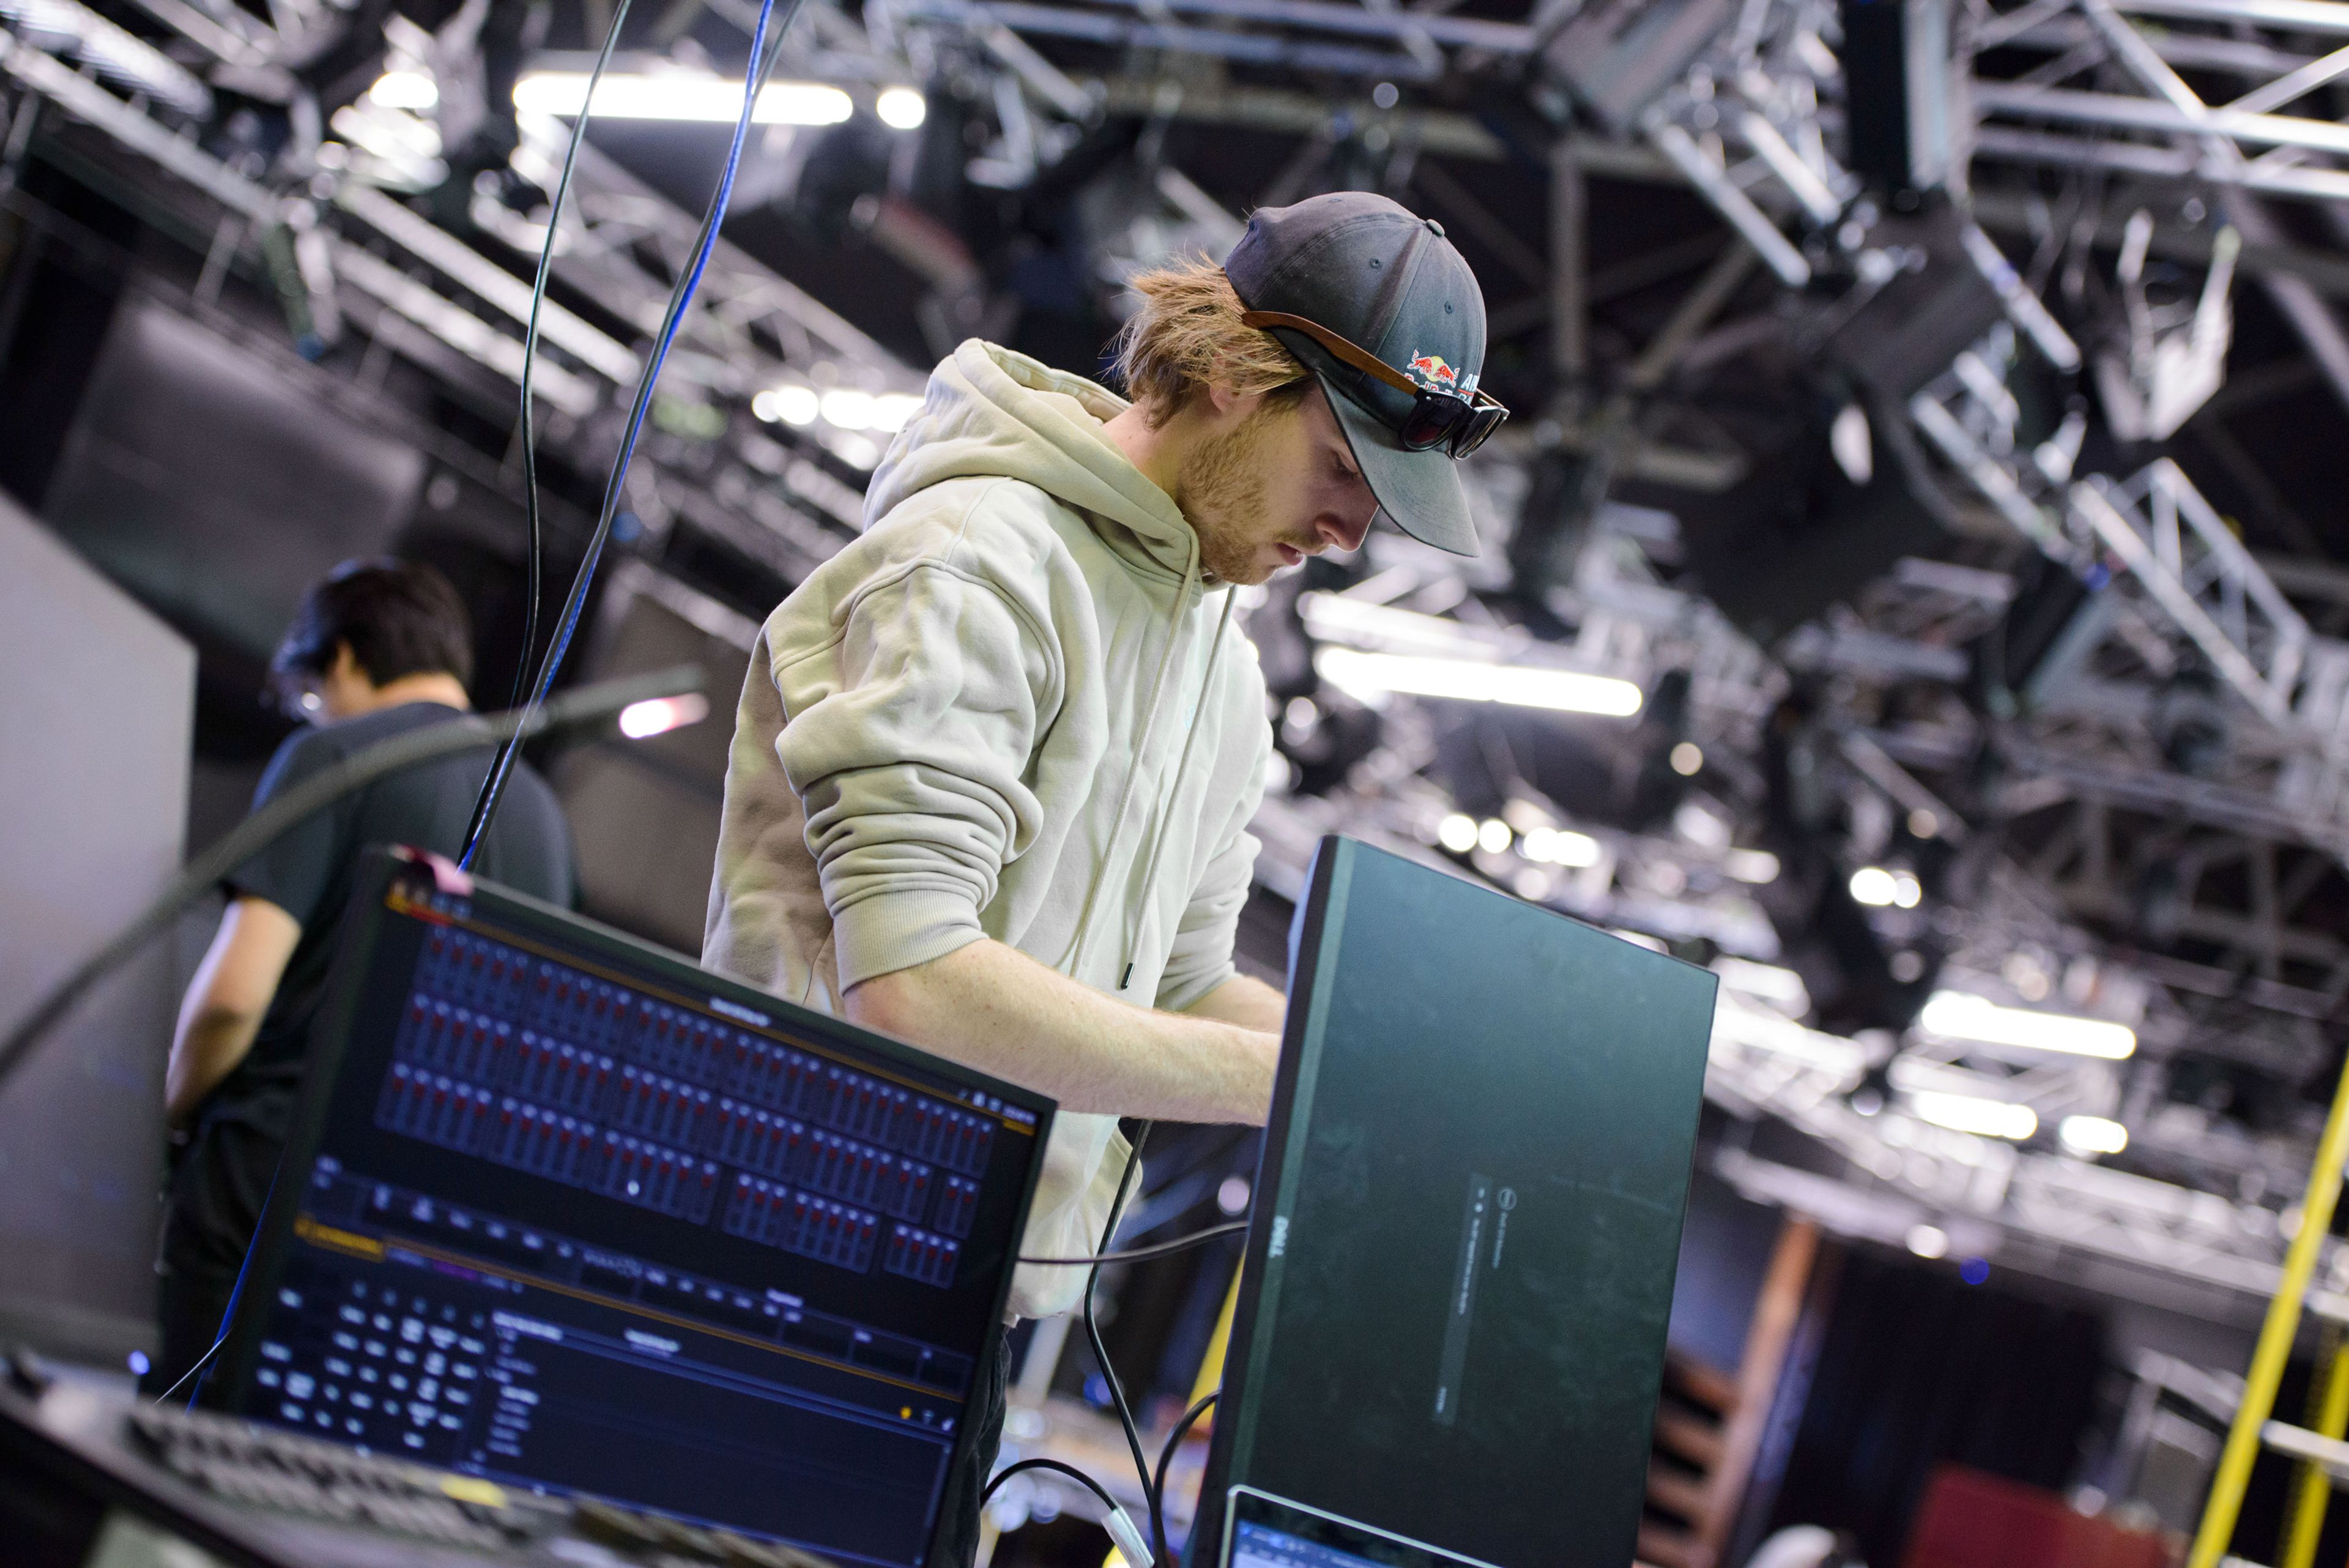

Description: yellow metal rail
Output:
[2188,1049,2349,1568]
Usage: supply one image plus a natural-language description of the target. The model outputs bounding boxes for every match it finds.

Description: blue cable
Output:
[462,0,799,866]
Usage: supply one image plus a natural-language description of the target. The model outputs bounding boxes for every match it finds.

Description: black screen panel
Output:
[217,852,1050,1568]
[1195,838,1716,1568]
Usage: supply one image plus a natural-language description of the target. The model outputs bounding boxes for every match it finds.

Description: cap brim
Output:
[1319,373,1481,557]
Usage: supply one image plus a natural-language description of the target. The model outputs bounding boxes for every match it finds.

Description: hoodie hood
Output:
[863,340,1200,584]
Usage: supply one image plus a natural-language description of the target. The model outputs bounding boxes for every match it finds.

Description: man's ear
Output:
[1200,381,1261,422]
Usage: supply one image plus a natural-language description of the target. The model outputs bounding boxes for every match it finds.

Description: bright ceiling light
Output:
[1918,990,2137,1060]
[512,72,853,126]
[876,85,927,129]
[617,693,710,740]
[1891,871,1921,909]
[369,69,439,111]
[1313,648,1644,716]
[1850,866,1898,907]
[820,388,877,430]
[1477,818,1512,855]
[1910,1091,2038,1141]
[1724,848,1780,885]
[1669,741,1704,777]
[752,385,820,426]
[1437,813,1479,854]
[1906,1224,1950,1260]
[2058,1115,2129,1157]
[1520,827,1601,868]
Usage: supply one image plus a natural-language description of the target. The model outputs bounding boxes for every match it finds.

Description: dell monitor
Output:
[1194,835,1718,1568]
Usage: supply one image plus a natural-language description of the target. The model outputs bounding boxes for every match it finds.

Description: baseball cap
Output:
[1224,191,1491,557]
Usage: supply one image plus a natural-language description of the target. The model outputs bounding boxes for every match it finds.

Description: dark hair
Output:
[271,558,475,700]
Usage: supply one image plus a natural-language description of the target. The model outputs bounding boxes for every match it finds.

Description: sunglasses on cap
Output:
[1241,309,1508,458]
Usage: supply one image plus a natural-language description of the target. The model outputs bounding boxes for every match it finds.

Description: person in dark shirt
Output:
[152,558,574,1395]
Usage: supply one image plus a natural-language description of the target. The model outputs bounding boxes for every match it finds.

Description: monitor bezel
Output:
[1221,1486,1507,1568]
[207,844,1057,1566]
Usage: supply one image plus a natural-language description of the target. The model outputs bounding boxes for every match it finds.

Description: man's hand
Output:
[167,895,301,1126]
[845,940,1280,1124]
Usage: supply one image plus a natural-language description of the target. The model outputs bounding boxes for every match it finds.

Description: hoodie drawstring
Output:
[1119,587,1238,990]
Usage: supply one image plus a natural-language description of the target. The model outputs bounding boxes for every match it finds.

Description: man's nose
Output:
[1317,508,1371,553]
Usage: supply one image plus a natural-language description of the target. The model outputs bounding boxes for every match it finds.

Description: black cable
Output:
[499,0,640,716]
[1149,1391,1219,1568]
[980,1456,1123,1515]
[1085,1121,1162,1561]
[0,665,700,1100]
[460,0,799,868]
[1019,1220,1247,1268]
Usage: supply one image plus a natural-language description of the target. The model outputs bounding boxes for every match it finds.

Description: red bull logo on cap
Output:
[1405,353,1458,390]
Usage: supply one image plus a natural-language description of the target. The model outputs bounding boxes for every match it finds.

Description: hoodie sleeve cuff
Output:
[830,886,990,994]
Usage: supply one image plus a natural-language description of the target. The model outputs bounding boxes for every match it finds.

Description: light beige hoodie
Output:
[703,340,1272,1318]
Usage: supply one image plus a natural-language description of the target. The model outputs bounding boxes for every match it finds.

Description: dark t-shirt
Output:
[193,701,573,1145]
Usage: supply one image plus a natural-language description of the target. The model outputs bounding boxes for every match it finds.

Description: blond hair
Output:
[1111,258,1310,428]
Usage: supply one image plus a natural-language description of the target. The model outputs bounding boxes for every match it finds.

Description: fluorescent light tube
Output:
[1918,990,2136,1060]
[1910,1090,2038,1141]
[1315,648,1642,716]
[513,72,853,125]
[2058,1115,2129,1156]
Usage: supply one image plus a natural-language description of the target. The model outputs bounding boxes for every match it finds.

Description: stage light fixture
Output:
[2058,1115,2129,1157]
[1437,813,1480,854]
[1850,866,1896,906]
[1909,1090,2038,1141]
[1917,991,2136,1060]
[1521,828,1601,868]
[1669,741,1704,777]
[1906,1224,1949,1260]
[512,71,853,126]
[617,693,710,739]
[1477,818,1512,855]
[369,69,439,111]
[1313,648,1643,716]
[876,85,927,129]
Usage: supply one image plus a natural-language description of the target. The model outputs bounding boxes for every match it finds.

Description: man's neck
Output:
[350,672,472,718]
[1099,402,1191,509]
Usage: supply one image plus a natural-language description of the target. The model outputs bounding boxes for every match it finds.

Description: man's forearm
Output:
[1181,973,1286,1036]
[845,938,1278,1124]
[166,1010,262,1126]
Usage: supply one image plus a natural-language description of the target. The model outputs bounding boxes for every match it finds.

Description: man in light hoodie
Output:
[704,191,1502,1562]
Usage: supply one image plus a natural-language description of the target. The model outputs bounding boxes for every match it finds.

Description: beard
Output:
[1178,401,1297,586]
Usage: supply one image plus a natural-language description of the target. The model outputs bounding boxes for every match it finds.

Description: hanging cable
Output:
[980,1458,1154,1566]
[0,666,700,1099]
[1083,1123,1164,1561]
[1019,1219,1247,1268]
[459,0,799,866]
[1150,1390,1219,1568]
[495,0,640,715]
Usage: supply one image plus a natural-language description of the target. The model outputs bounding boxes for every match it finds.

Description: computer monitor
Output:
[1193,836,1718,1568]
[212,849,1053,1568]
